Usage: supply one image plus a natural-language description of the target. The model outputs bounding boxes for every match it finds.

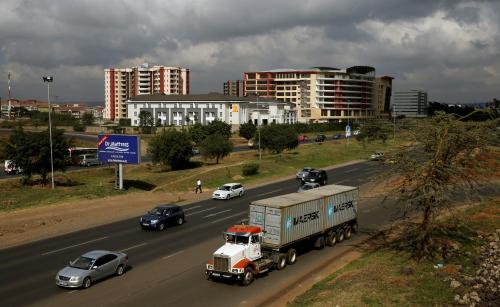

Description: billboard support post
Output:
[115,163,124,190]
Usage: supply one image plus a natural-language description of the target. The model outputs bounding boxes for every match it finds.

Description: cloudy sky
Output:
[0,0,499,104]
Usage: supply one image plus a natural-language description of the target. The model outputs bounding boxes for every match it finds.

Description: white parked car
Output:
[212,183,245,200]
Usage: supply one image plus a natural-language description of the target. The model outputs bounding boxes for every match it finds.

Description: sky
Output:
[0,0,499,105]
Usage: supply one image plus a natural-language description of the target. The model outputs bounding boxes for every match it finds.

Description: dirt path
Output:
[0,160,366,250]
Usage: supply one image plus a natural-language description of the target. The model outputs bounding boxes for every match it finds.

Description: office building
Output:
[104,63,189,121]
[244,66,375,123]
[223,80,244,97]
[373,76,394,117]
[392,90,428,118]
[127,92,295,130]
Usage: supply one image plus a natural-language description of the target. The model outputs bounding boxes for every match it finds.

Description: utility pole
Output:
[257,94,261,160]
[8,72,12,120]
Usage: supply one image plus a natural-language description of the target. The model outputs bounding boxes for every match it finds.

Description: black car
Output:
[140,205,185,231]
[315,134,326,142]
[301,170,328,186]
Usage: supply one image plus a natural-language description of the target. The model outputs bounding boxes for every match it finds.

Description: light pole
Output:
[393,103,396,141]
[257,94,261,160]
[42,76,55,190]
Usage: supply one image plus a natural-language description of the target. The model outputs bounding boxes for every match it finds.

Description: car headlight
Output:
[140,217,143,222]
[69,276,80,282]
[207,264,214,270]
[310,178,316,181]
[150,219,159,224]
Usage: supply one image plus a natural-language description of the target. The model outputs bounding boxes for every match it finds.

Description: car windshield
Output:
[225,234,249,244]
[219,185,231,191]
[302,168,312,172]
[148,207,163,215]
[70,256,95,270]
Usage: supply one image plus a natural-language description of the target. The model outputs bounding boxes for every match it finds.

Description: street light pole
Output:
[257,94,261,160]
[42,76,55,190]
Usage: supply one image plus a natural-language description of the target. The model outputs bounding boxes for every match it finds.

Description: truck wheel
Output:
[326,232,337,246]
[337,229,345,242]
[241,267,254,286]
[276,254,287,270]
[314,236,325,249]
[344,226,352,239]
[286,249,297,265]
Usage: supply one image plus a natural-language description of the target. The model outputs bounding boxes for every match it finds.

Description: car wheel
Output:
[226,194,230,200]
[177,217,184,225]
[239,191,243,197]
[241,267,254,286]
[158,223,165,231]
[82,277,92,289]
[116,264,125,276]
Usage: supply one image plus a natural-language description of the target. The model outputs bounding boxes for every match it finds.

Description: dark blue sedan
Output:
[140,205,185,231]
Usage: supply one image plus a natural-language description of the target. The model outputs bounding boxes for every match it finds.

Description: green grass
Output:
[290,198,500,307]
[0,137,405,211]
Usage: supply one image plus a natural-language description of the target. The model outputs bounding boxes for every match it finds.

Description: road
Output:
[0,161,390,307]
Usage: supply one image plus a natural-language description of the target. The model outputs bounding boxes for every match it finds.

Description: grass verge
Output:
[289,197,500,307]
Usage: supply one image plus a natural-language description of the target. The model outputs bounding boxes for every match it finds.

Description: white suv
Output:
[212,183,245,200]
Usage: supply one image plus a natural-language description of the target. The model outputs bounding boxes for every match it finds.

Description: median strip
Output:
[41,236,109,256]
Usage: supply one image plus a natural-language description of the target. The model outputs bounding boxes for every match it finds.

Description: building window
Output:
[134,111,137,116]
[219,112,222,117]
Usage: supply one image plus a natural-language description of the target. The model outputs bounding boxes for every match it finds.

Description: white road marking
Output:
[343,167,361,173]
[258,188,283,197]
[120,242,148,252]
[41,236,109,256]
[203,209,232,218]
[68,290,78,294]
[183,205,201,211]
[186,207,216,216]
[210,212,247,224]
[162,250,185,260]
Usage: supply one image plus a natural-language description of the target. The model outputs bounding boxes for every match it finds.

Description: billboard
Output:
[97,134,141,164]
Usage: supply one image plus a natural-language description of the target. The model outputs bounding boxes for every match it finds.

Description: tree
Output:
[139,110,154,134]
[259,124,298,154]
[239,122,257,140]
[388,112,497,260]
[81,112,95,125]
[185,115,191,126]
[148,129,193,169]
[200,134,233,164]
[4,128,72,184]
[205,119,232,139]
[188,122,207,146]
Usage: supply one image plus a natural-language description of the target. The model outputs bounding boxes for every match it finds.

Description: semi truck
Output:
[206,184,358,286]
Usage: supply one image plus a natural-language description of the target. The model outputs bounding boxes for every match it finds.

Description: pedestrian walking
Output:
[195,178,202,193]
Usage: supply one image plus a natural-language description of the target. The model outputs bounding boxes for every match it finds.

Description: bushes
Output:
[242,163,259,176]
[73,122,86,132]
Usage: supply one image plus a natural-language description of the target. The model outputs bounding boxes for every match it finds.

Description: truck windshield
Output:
[225,233,249,244]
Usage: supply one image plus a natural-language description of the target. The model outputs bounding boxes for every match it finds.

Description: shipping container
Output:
[249,185,358,249]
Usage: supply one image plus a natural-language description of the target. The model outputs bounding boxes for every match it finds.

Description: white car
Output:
[212,183,245,200]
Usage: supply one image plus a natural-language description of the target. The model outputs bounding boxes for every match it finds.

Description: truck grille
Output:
[213,256,229,272]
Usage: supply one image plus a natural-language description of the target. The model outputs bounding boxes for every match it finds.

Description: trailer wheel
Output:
[241,267,254,286]
[276,254,287,270]
[314,236,325,249]
[286,249,297,265]
[326,231,337,246]
[337,229,345,242]
[344,226,352,239]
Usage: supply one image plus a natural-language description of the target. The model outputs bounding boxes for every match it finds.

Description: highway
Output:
[0,161,391,307]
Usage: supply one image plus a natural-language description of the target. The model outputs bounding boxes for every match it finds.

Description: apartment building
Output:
[127,92,295,130]
[373,76,394,117]
[392,90,428,118]
[244,66,376,123]
[223,80,244,97]
[104,63,189,121]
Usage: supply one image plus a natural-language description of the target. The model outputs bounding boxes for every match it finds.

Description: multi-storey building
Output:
[223,80,244,97]
[392,90,428,118]
[104,63,189,121]
[243,66,376,123]
[127,92,295,130]
[373,76,394,117]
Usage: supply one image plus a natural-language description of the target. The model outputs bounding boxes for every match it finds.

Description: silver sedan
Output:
[55,250,128,289]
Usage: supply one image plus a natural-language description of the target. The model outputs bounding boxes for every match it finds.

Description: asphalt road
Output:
[0,161,389,307]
